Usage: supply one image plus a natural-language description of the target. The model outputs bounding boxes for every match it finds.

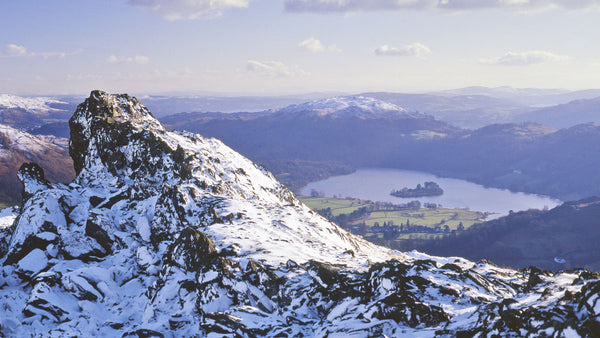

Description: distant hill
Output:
[0,124,75,205]
[0,94,78,129]
[137,92,344,117]
[431,86,600,106]
[359,91,531,128]
[29,121,71,138]
[517,97,600,128]
[385,122,600,201]
[419,196,600,271]
[162,96,461,189]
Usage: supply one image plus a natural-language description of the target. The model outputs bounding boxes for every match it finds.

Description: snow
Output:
[0,207,17,229]
[273,96,421,119]
[135,246,154,268]
[16,249,48,275]
[563,327,580,338]
[136,215,151,242]
[0,94,67,113]
[0,124,69,155]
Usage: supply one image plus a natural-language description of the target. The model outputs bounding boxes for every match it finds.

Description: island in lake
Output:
[391,181,444,198]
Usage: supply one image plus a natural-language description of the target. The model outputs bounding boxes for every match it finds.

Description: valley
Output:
[160,98,600,202]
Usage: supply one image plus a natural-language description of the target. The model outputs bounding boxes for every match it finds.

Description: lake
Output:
[300,168,561,218]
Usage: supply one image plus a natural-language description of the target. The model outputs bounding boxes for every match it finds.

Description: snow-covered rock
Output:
[0,90,599,336]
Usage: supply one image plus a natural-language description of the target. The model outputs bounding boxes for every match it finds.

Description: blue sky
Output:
[2,0,600,95]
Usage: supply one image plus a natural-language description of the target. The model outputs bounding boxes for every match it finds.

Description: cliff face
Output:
[0,91,599,337]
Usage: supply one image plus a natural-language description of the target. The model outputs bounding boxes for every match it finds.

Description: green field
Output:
[300,197,370,216]
[299,196,485,230]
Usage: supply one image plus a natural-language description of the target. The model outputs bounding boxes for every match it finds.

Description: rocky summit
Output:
[1,91,600,337]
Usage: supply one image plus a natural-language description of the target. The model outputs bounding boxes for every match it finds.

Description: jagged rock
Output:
[17,162,50,203]
[166,227,216,271]
[16,248,48,279]
[1,91,599,336]
[85,212,114,254]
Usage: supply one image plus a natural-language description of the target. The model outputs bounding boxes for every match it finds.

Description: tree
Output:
[457,222,465,231]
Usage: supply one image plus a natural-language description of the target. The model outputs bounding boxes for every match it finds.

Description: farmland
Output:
[299,195,487,250]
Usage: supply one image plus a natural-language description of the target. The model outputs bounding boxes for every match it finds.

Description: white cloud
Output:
[246,60,309,77]
[299,37,342,53]
[375,43,431,57]
[480,51,569,66]
[284,0,600,13]
[106,55,150,64]
[2,44,28,57]
[1,44,81,58]
[128,0,249,20]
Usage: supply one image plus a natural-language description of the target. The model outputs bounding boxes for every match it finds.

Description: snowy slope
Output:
[0,91,599,337]
[0,94,67,115]
[272,96,423,119]
[0,124,73,205]
[0,124,67,153]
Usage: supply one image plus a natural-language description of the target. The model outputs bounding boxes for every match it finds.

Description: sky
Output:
[1,0,600,96]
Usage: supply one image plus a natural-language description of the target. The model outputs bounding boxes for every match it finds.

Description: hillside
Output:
[161,96,462,189]
[162,98,600,201]
[0,94,76,130]
[0,125,75,205]
[359,92,531,128]
[1,91,599,336]
[407,123,600,201]
[419,197,600,271]
[517,97,600,128]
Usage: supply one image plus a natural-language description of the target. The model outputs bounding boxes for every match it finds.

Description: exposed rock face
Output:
[0,91,599,336]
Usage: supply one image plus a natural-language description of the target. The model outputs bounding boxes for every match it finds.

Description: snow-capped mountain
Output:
[1,91,599,336]
[0,124,74,205]
[0,94,67,115]
[271,96,422,119]
[0,124,67,153]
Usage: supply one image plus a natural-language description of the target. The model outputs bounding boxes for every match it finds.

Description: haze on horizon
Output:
[2,0,600,96]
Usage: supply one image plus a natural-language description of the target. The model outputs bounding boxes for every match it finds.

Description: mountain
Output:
[162,96,460,190]
[137,92,345,117]
[0,94,69,114]
[0,94,78,130]
[517,97,600,128]
[432,86,600,107]
[1,91,599,336]
[270,96,418,119]
[358,92,531,128]
[432,86,570,98]
[0,124,75,205]
[160,96,600,200]
[419,196,600,271]
[382,122,600,201]
[29,121,71,138]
